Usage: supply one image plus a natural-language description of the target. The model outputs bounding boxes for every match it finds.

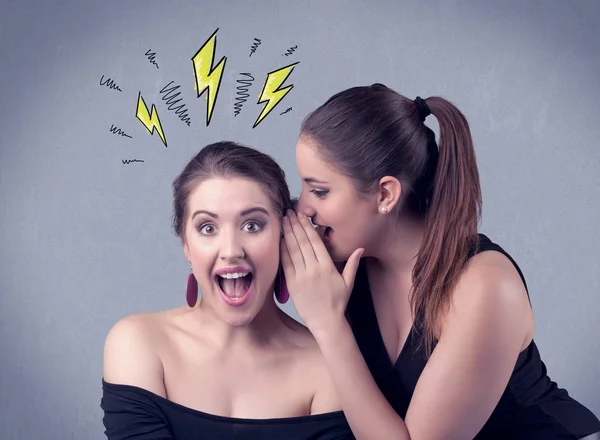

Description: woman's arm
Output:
[312,318,409,439]
[104,314,166,395]
[102,315,174,440]
[282,212,531,439]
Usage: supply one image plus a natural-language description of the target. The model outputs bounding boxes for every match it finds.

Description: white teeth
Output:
[218,272,249,279]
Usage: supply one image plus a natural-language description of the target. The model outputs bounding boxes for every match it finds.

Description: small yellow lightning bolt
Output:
[253,62,299,128]
[192,28,227,126]
[136,92,167,147]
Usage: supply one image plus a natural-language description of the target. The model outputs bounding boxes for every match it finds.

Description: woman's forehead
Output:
[188,177,274,215]
[296,139,347,184]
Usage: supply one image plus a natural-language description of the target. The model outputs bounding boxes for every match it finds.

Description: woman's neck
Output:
[370,213,425,273]
[192,298,289,355]
[363,214,426,304]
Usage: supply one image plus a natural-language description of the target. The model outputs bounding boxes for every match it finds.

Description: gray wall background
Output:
[1,0,599,438]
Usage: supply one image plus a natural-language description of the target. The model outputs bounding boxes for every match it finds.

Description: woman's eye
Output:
[310,189,329,199]
[199,224,216,235]
[243,221,262,233]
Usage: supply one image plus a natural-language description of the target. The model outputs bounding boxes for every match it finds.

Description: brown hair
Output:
[172,141,292,239]
[301,84,482,355]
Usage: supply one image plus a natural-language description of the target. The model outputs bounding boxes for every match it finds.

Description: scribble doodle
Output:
[192,28,227,126]
[283,45,298,56]
[279,107,292,115]
[249,38,262,57]
[122,159,145,164]
[145,49,159,69]
[110,124,133,138]
[100,75,122,92]
[233,73,255,117]
[254,62,299,128]
[159,81,191,126]
[135,92,167,147]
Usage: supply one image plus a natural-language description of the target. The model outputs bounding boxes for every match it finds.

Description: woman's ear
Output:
[183,242,191,262]
[376,176,402,212]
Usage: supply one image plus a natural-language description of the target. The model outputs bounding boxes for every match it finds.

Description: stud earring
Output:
[380,206,388,214]
[186,264,198,308]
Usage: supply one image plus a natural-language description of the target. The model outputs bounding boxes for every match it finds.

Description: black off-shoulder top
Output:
[101,380,355,440]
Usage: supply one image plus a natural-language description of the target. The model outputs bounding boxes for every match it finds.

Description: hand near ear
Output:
[280,210,363,336]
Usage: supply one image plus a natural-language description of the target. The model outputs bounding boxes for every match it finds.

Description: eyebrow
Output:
[191,207,269,220]
[303,177,329,184]
[241,207,269,216]
[192,210,218,219]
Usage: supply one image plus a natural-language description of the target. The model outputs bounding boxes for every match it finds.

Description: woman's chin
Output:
[201,284,276,327]
[222,314,255,328]
[215,302,258,327]
[323,237,348,262]
[217,296,272,328]
[329,246,351,263]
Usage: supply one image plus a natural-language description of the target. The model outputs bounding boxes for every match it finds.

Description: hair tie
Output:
[414,96,431,122]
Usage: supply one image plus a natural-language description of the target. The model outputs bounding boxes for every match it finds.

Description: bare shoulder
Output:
[456,249,529,308]
[442,249,534,345]
[103,312,167,396]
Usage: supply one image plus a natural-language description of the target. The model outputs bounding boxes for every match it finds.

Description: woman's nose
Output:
[219,233,245,261]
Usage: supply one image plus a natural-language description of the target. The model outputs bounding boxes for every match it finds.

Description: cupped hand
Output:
[280,210,363,337]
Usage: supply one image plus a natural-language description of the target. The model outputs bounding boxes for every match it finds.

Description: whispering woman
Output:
[282,84,600,439]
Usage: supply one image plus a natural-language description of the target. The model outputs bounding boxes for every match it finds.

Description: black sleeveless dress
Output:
[346,233,600,439]
[101,380,354,439]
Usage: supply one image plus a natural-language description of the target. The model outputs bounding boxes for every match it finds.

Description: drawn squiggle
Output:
[145,49,159,69]
[249,38,262,57]
[100,75,122,92]
[283,45,298,56]
[234,73,254,117]
[279,107,292,115]
[122,159,144,164]
[110,124,133,138]
[159,81,192,126]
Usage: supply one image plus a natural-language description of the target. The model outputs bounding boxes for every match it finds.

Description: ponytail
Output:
[299,86,482,357]
[410,97,482,356]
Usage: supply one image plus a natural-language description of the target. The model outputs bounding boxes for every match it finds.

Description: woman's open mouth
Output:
[215,268,253,307]
[315,223,334,244]
[323,226,334,243]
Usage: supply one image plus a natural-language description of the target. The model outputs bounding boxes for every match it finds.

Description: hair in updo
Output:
[172,141,292,239]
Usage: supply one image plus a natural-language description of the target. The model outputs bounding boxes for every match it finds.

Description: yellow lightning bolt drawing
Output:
[254,62,299,128]
[192,28,227,126]
[136,92,167,147]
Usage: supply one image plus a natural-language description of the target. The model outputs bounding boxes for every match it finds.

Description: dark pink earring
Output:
[275,267,289,304]
[186,265,198,307]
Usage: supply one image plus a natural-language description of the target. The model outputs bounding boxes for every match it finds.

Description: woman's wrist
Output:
[311,315,353,349]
